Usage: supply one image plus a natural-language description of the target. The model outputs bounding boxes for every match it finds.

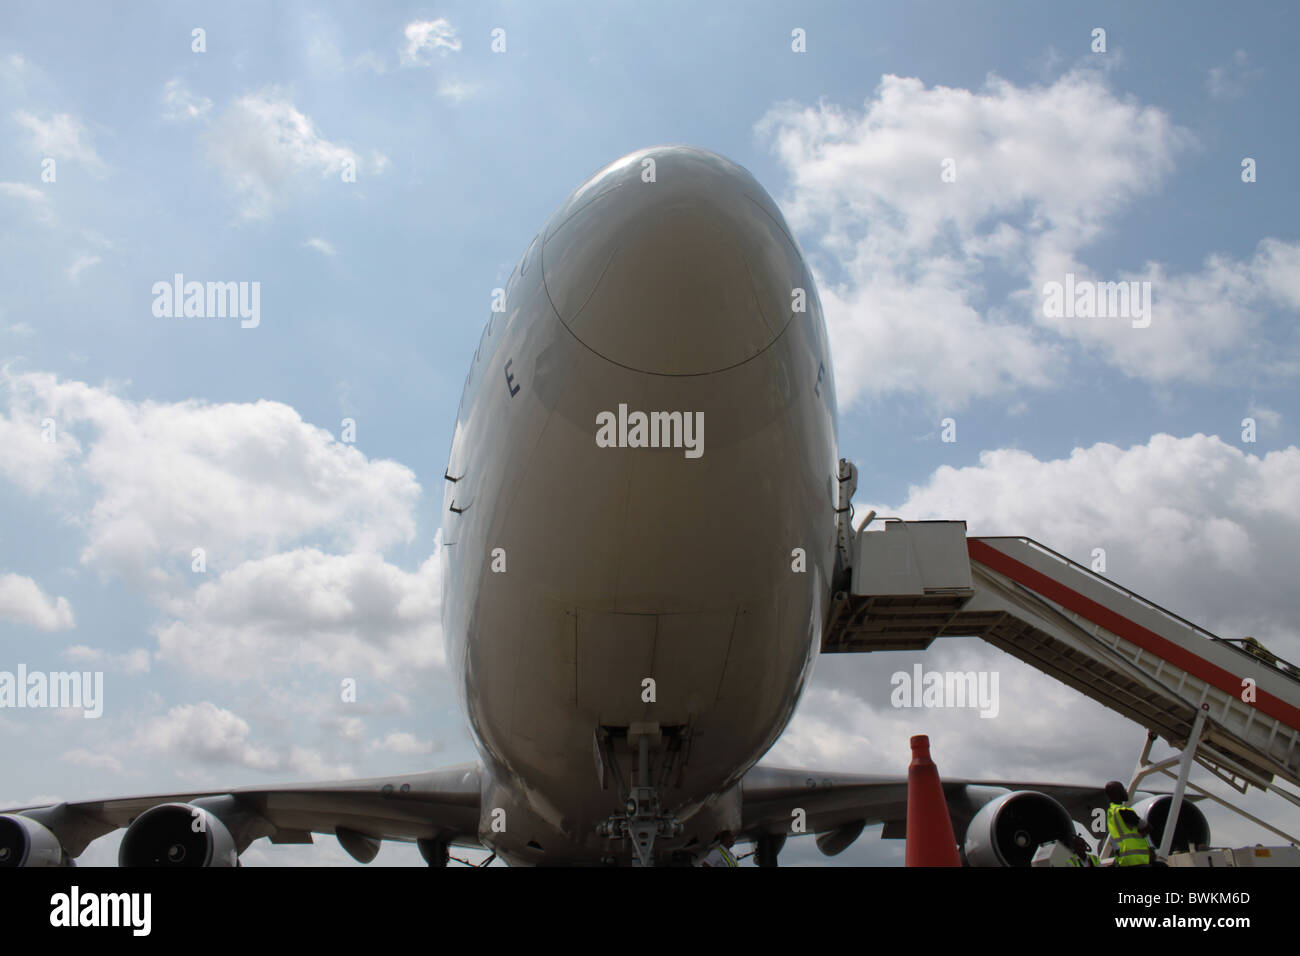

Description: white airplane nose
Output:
[541,146,804,375]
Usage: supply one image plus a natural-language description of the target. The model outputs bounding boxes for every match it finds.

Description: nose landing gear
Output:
[594,723,686,866]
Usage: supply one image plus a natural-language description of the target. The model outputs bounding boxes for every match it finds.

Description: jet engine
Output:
[964,791,1076,867]
[816,820,866,857]
[118,803,238,867]
[0,814,73,867]
[1131,794,1210,853]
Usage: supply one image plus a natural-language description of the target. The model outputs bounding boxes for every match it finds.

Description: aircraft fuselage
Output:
[441,146,839,864]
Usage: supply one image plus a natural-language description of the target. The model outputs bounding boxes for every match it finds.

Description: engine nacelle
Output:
[1131,795,1211,853]
[964,791,1076,867]
[0,814,73,867]
[119,803,238,867]
[816,820,866,857]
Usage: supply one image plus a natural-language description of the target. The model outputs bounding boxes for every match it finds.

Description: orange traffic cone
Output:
[905,734,961,867]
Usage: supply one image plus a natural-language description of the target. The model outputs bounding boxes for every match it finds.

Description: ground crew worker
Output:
[1068,834,1100,867]
[701,831,738,867]
[1104,781,1152,867]
[1241,636,1299,678]
[1242,636,1278,667]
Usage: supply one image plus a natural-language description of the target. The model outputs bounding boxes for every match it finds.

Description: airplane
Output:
[0,145,1202,867]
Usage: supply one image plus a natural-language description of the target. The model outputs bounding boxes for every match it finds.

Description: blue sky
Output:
[2,1,1298,865]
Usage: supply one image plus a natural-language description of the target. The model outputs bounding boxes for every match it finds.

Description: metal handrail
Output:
[973,535,1300,679]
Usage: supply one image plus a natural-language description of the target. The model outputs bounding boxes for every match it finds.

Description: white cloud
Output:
[324,715,365,741]
[1,53,29,82]
[0,573,75,630]
[0,181,46,204]
[134,702,281,771]
[62,749,125,775]
[1251,235,1300,310]
[1247,403,1281,432]
[783,644,1137,784]
[368,731,437,756]
[303,15,390,75]
[79,229,115,250]
[155,548,444,682]
[0,374,82,495]
[352,50,388,74]
[63,644,151,675]
[0,53,37,94]
[0,181,53,224]
[161,78,212,122]
[759,70,1188,408]
[304,237,337,257]
[0,369,421,589]
[768,687,882,768]
[12,110,105,172]
[1029,239,1300,385]
[282,745,353,780]
[756,70,1297,407]
[1206,50,1260,102]
[130,703,353,779]
[66,253,100,284]
[0,369,444,770]
[204,88,388,220]
[401,19,461,66]
[437,80,474,102]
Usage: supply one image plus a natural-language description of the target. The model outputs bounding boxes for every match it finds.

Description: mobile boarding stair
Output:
[823,507,1300,858]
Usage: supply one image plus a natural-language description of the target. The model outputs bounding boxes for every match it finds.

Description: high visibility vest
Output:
[1107,803,1151,866]
[703,846,737,867]
[1068,852,1101,867]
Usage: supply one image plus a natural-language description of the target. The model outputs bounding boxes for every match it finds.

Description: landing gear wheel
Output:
[756,834,785,867]
[418,837,450,868]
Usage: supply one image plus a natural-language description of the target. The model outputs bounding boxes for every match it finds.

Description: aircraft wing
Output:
[740,765,1109,847]
[2,763,482,863]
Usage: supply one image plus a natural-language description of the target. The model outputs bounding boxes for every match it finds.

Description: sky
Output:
[1,1,1298,866]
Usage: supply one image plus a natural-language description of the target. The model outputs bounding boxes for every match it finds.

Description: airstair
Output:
[823,515,1300,851]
